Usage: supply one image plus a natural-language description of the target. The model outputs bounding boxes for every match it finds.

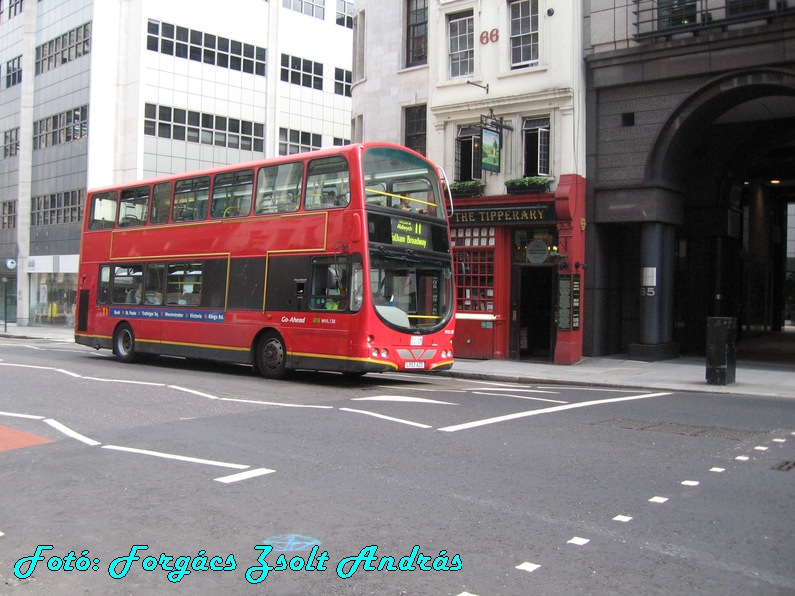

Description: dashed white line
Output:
[568,537,590,546]
[773,438,786,443]
[102,445,249,469]
[754,446,769,451]
[736,456,750,461]
[43,419,101,446]
[681,480,700,486]
[613,515,633,522]
[710,467,725,472]
[339,408,431,429]
[649,496,669,504]
[516,562,541,573]
[214,468,276,483]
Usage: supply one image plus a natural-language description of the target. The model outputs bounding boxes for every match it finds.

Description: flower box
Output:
[505,177,549,194]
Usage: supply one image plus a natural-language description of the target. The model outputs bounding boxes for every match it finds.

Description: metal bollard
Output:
[706,317,737,385]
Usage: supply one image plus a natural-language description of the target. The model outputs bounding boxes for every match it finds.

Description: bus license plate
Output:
[405,362,425,369]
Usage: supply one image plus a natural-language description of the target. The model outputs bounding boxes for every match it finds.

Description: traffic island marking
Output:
[0,425,54,452]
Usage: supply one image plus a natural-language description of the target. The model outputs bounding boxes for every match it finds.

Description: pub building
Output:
[450,175,586,365]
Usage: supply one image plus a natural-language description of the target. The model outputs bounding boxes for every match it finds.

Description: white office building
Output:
[0,0,353,327]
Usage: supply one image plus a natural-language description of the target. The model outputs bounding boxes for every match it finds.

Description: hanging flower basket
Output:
[505,177,549,194]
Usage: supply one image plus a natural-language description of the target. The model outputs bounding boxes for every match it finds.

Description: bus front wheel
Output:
[113,323,138,364]
[256,332,289,379]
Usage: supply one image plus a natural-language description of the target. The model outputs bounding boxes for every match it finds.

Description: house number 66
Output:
[480,29,499,44]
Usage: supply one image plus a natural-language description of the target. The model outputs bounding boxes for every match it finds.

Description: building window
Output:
[31,190,86,227]
[452,242,495,313]
[33,106,89,150]
[1,200,16,230]
[146,20,266,76]
[6,56,22,89]
[523,117,550,177]
[333,137,350,146]
[279,128,322,155]
[2,128,19,159]
[509,0,538,69]
[448,11,474,78]
[281,54,323,90]
[336,0,353,28]
[406,0,428,68]
[658,0,697,28]
[143,103,264,152]
[283,0,325,20]
[334,68,352,96]
[404,105,426,156]
[8,0,23,19]
[455,126,482,182]
[35,22,92,75]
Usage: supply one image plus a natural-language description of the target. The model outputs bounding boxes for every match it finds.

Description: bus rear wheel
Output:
[113,323,139,364]
[256,332,289,379]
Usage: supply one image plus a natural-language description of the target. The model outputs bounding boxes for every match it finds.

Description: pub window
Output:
[523,117,550,177]
[509,0,538,69]
[455,125,482,182]
[452,238,495,312]
[448,11,473,79]
[406,0,428,68]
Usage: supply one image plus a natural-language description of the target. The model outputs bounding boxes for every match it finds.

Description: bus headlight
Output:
[380,349,388,358]
[372,348,379,358]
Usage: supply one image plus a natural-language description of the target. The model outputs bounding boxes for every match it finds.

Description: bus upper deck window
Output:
[305,156,350,210]
[255,162,303,215]
[211,169,253,219]
[173,176,210,222]
[118,185,151,227]
[88,191,118,230]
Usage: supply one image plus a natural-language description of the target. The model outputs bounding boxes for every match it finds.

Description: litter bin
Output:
[706,317,736,385]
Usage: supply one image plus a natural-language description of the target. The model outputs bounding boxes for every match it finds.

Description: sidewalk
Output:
[2,322,794,398]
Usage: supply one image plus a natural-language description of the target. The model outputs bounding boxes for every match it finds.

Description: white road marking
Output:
[376,385,466,393]
[537,386,638,393]
[219,397,333,409]
[773,438,786,443]
[215,468,276,483]
[469,387,560,395]
[710,467,725,472]
[516,562,541,573]
[568,537,590,546]
[649,496,669,504]
[102,445,249,469]
[736,456,750,461]
[613,515,633,522]
[472,391,567,404]
[352,395,457,405]
[754,446,769,451]
[681,480,700,486]
[43,419,101,446]
[169,385,220,399]
[0,411,45,420]
[339,408,431,428]
[438,392,673,432]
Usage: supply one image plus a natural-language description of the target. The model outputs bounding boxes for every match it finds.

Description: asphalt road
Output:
[0,337,794,595]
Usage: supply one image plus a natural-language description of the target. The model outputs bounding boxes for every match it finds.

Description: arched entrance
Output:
[649,69,795,359]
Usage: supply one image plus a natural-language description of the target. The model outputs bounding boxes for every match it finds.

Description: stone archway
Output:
[644,68,795,356]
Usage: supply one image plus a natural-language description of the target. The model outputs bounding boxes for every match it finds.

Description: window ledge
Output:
[497,65,548,79]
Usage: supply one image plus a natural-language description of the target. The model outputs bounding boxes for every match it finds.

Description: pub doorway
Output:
[510,265,556,361]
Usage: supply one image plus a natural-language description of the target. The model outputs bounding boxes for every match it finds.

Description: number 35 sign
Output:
[480,29,499,44]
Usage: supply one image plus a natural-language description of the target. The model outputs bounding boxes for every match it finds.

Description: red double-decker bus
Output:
[74,143,455,378]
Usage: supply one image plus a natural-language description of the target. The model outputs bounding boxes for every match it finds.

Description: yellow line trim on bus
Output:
[366,188,435,208]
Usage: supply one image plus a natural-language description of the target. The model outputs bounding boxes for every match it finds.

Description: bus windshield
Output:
[369,250,453,333]
[364,146,445,219]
